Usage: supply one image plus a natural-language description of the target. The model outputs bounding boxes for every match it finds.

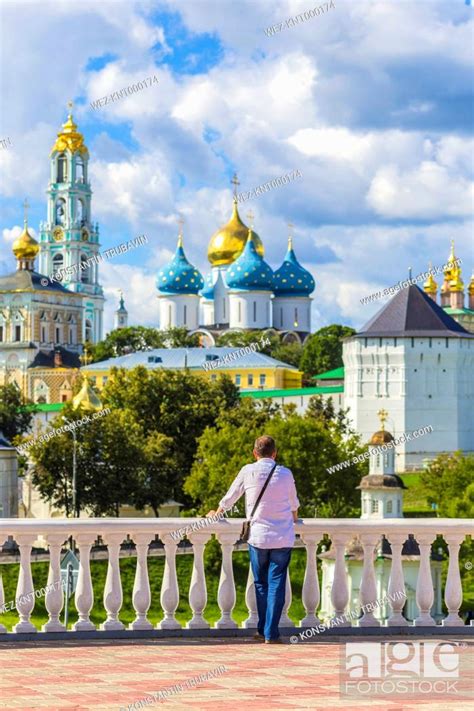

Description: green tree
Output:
[0,383,36,441]
[185,398,365,517]
[300,325,355,380]
[271,341,303,369]
[133,432,178,516]
[420,452,474,518]
[89,326,165,362]
[216,330,279,356]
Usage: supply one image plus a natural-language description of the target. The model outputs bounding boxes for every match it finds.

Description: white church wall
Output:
[228,291,272,329]
[272,296,311,332]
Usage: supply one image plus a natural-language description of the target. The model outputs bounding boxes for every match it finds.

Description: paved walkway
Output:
[0,637,472,710]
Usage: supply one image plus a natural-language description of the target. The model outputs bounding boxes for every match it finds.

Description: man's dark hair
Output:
[254,435,276,458]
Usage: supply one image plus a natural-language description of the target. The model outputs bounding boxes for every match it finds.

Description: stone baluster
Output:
[300,534,321,627]
[279,572,293,627]
[100,532,125,631]
[215,532,239,629]
[330,535,350,626]
[187,532,211,629]
[13,534,37,633]
[414,532,435,626]
[0,573,7,634]
[243,564,258,628]
[73,533,96,631]
[130,533,153,631]
[359,533,380,627]
[386,534,408,626]
[442,533,465,626]
[42,534,66,632]
[158,533,181,629]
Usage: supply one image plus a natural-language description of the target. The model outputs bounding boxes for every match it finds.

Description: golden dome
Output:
[207,199,264,266]
[72,379,102,412]
[12,223,39,261]
[468,272,474,296]
[444,239,459,281]
[51,111,88,155]
[423,263,437,294]
[369,430,395,446]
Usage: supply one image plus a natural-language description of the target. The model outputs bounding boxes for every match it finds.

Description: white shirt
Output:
[219,458,300,549]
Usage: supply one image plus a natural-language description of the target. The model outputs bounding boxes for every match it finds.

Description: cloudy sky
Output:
[0,0,473,334]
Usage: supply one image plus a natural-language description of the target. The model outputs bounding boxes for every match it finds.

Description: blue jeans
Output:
[248,544,292,641]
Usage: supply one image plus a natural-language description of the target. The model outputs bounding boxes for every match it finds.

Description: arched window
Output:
[183,304,187,325]
[371,500,379,513]
[387,500,393,513]
[85,319,93,342]
[294,307,298,328]
[76,199,85,225]
[253,301,257,322]
[55,198,66,225]
[80,255,91,283]
[76,156,84,182]
[57,154,67,182]
[168,304,172,327]
[238,301,241,323]
[52,253,64,279]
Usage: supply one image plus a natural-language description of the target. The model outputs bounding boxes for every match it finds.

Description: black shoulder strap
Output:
[249,462,278,521]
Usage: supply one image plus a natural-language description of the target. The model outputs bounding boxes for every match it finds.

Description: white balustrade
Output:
[0,573,6,634]
[42,533,66,632]
[13,534,37,633]
[330,535,351,626]
[300,533,321,627]
[0,518,471,638]
[359,533,380,627]
[414,533,436,627]
[215,531,239,629]
[101,532,125,631]
[187,532,211,629]
[130,533,153,631]
[158,533,181,630]
[443,533,465,626]
[385,533,408,626]
[243,564,258,628]
[73,533,96,631]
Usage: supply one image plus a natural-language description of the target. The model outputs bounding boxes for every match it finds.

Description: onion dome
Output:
[469,271,474,297]
[200,272,215,300]
[157,234,204,295]
[207,198,264,266]
[12,222,40,262]
[226,228,274,291]
[369,430,395,446]
[423,262,438,296]
[273,236,315,296]
[51,105,88,155]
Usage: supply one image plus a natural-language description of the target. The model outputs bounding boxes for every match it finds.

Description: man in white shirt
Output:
[207,435,300,643]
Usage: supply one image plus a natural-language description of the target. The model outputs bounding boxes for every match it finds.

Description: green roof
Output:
[444,307,474,316]
[311,366,345,381]
[32,403,65,412]
[241,385,344,399]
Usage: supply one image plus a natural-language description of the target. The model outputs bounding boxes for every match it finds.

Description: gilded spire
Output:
[72,378,103,412]
[51,103,88,155]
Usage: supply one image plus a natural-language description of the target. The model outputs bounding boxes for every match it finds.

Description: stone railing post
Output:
[73,532,96,631]
[13,533,37,633]
[330,535,350,626]
[443,533,465,626]
[130,533,154,631]
[385,533,408,626]
[42,533,67,632]
[100,532,125,631]
[158,533,181,630]
[279,572,293,627]
[300,534,322,627]
[0,574,7,634]
[359,533,380,627]
[187,531,211,629]
[215,531,239,629]
[414,532,435,626]
[243,564,258,628]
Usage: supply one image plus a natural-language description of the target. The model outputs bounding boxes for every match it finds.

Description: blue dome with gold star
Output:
[273,238,315,296]
[156,235,204,295]
[200,272,215,300]
[226,229,274,291]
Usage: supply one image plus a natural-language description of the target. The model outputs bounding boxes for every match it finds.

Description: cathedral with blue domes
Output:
[156,183,316,345]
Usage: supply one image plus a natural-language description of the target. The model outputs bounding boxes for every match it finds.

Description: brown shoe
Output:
[265,638,283,644]
[253,633,265,641]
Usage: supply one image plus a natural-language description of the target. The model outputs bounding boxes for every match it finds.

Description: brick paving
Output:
[0,637,472,710]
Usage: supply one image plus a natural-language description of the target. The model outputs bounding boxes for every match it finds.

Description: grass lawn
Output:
[399,472,434,516]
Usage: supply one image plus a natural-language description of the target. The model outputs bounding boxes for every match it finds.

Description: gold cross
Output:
[231,173,240,198]
[23,198,29,225]
[246,209,254,227]
[80,345,92,366]
[377,408,388,431]
[288,221,294,235]
[67,99,74,113]
[177,216,185,236]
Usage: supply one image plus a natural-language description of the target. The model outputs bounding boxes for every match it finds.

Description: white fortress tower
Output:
[343,284,474,470]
